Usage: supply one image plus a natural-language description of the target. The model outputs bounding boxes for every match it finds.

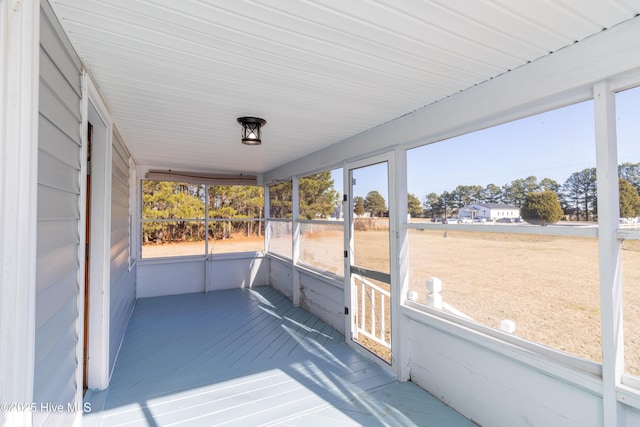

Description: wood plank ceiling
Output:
[48,0,640,175]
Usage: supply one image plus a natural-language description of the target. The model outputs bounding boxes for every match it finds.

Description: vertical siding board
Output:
[34,1,83,424]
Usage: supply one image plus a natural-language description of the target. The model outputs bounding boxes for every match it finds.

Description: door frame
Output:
[343,151,399,372]
[78,71,113,392]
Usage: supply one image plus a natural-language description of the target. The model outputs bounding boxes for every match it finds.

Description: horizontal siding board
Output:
[109,271,135,324]
[36,219,78,255]
[34,298,78,368]
[38,115,81,165]
[109,132,135,377]
[109,269,135,372]
[110,218,128,237]
[269,258,293,298]
[112,292,134,324]
[111,175,128,194]
[112,167,128,184]
[111,199,129,219]
[112,166,128,183]
[35,270,78,330]
[112,147,129,170]
[40,3,82,94]
[110,193,128,213]
[405,317,601,426]
[110,226,128,248]
[112,134,130,179]
[35,243,78,293]
[112,146,128,167]
[39,48,81,120]
[111,175,128,191]
[38,149,80,194]
[111,187,128,207]
[37,185,79,220]
[110,263,128,292]
[111,179,128,195]
[35,3,83,425]
[297,271,345,333]
[111,264,135,305]
[110,247,129,275]
[110,265,135,310]
[39,82,81,145]
[110,241,128,263]
[34,343,77,404]
[112,162,128,180]
[111,182,128,201]
[137,261,205,298]
[208,258,268,291]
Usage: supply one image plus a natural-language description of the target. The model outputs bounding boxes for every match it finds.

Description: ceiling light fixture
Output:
[237,117,266,145]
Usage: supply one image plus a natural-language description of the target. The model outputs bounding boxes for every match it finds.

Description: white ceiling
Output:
[49,0,640,175]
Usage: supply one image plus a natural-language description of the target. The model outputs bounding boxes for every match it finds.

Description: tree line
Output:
[412,162,640,221]
[142,171,339,244]
[142,162,640,244]
[142,181,265,243]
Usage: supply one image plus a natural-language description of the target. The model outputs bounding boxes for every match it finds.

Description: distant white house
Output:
[458,203,520,221]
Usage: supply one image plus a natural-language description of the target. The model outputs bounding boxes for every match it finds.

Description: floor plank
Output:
[84,286,474,427]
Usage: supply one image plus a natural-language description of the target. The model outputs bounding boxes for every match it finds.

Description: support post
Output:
[594,80,623,427]
[292,177,300,306]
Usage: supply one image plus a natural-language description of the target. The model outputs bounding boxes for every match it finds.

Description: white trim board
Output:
[0,1,39,425]
[81,73,114,391]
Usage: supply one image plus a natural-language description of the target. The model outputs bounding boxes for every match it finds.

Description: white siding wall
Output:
[624,405,640,425]
[34,2,83,426]
[109,131,135,373]
[266,261,344,334]
[137,255,268,298]
[299,271,344,334]
[137,259,205,298]
[269,256,294,299]
[403,311,602,426]
[206,255,268,292]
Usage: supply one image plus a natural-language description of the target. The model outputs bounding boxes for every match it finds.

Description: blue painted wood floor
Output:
[84,286,475,426]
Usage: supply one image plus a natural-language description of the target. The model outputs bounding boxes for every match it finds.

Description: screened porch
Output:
[83,286,474,427]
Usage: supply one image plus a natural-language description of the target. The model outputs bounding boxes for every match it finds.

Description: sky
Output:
[330,85,640,205]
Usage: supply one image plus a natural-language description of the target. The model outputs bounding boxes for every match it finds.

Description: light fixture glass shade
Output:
[237,117,266,145]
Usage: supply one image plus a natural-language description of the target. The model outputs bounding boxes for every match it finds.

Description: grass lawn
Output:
[142,226,640,375]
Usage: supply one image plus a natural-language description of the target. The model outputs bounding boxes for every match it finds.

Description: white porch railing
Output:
[408,277,516,333]
[354,276,391,349]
